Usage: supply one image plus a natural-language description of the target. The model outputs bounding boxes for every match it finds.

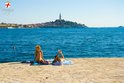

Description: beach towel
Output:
[52,60,73,66]
[31,61,49,65]
[48,59,73,65]
[62,60,73,65]
[21,59,73,66]
[21,61,49,65]
[52,61,62,66]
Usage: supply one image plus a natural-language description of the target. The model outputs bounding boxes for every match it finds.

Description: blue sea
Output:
[0,27,124,63]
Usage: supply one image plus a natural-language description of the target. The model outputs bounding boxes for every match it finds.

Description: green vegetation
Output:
[0,20,87,28]
[38,19,87,28]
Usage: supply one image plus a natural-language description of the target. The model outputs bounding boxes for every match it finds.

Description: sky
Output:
[0,0,124,27]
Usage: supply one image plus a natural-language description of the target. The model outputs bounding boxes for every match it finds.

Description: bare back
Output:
[35,51,44,62]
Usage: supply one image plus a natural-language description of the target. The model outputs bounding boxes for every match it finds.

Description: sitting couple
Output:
[35,45,65,65]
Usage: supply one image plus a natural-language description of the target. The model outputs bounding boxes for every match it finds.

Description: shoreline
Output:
[1,57,124,63]
[0,58,124,83]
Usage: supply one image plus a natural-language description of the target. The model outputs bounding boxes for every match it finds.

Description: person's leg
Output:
[44,60,50,65]
[52,55,62,65]
[56,55,61,62]
[38,59,49,65]
[53,55,61,63]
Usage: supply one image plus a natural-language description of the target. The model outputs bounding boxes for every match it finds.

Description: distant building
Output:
[0,13,88,28]
[59,13,62,20]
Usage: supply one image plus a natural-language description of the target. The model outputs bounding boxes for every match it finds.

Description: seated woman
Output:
[52,50,65,65]
[34,45,49,65]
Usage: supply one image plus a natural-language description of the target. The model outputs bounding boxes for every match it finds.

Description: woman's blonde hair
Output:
[35,45,41,51]
[35,45,41,56]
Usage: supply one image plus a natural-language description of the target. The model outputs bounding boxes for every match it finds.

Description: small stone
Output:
[46,77,48,79]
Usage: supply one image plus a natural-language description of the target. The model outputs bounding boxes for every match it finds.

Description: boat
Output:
[7,27,14,29]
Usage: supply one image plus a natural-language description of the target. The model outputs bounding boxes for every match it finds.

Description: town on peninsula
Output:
[0,14,87,28]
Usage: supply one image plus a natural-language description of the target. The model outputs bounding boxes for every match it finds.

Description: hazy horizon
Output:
[0,0,124,27]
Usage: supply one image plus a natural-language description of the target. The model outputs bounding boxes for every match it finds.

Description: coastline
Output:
[0,58,124,83]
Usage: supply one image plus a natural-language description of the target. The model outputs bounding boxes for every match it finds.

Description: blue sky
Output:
[0,0,124,27]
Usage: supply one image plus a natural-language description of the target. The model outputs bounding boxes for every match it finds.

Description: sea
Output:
[0,27,124,63]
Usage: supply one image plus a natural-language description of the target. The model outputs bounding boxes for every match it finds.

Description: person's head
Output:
[35,45,41,51]
[58,50,62,54]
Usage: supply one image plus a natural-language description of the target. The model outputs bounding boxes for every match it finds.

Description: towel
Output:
[62,60,73,65]
[21,59,73,66]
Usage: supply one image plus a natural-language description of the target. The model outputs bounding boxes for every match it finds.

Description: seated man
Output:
[52,50,65,65]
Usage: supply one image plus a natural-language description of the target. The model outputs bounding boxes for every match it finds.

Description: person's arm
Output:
[39,51,45,62]
[58,50,64,58]
[60,52,64,59]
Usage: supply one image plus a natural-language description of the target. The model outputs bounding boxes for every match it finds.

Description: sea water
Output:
[0,27,124,63]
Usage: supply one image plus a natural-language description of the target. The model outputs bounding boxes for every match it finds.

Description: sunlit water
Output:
[0,27,124,63]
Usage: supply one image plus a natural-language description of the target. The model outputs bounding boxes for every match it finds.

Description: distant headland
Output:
[118,26,124,28]
[0,14,87,28]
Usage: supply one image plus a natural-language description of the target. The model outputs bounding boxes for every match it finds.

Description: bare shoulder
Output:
[41,50,43,53]
[40,50,43,54]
